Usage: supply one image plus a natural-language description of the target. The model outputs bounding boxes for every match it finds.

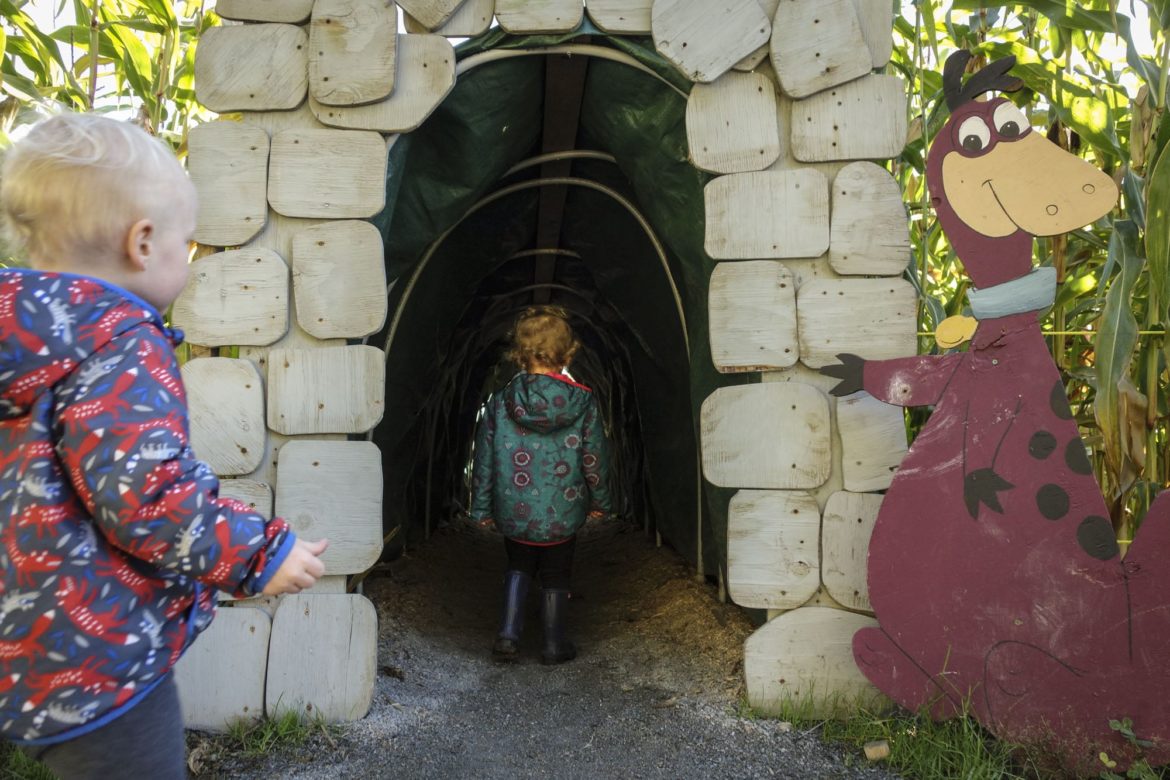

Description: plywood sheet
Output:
[700,383,831,489]
[708,260,797,372]
[266,594,377,722]
[651,0,771,83]
[704,170,829,259]
[852,0,893,68]
[744,607,886,717]
[195,24,309,113]
[218,479,273,519]
[497,0,583,33]
[686,71,780,174]
[796,278,917,369]
[267,346,386,434]
[274,440,383,574]
[310,34,455,133]
[405,0,493,35]
[821,490,881,611]
[770,0,871,99]
[175,607,270,731]
[829,161,910,276]
[585,0,651,33]
[268,129,388,218]
[182,358,266,476]
[310,0,397,107]
[216,0,314,22]
[397,0,466,29]
[172,249,289,347]
[791,74,908,162]
[188,121,269,247]
[836,391,907,492]
[727,490,821,609]
[292,220,388,338]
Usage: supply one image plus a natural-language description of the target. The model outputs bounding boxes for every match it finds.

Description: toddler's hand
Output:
[475,516,496,531]
[587,509,607,522]
[262,538,328,595]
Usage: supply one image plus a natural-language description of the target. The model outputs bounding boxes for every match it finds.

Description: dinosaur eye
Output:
[957,116,991,153]
[993,101,1029,139]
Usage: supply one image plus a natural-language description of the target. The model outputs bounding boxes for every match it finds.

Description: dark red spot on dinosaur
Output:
[1036,484,1069,520]
[1028,431,1056,459]
[1077,516,1119,560]
[1065,440,1092,475]
[1049,381,1073,420]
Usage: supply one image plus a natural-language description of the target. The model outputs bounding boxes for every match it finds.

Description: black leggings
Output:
[505,536,576,590]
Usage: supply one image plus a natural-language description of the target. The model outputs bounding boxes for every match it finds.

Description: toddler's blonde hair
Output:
[1,112,189,262]
[506,306,580,370]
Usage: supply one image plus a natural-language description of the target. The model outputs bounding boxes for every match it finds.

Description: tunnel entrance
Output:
[370,30,747,584]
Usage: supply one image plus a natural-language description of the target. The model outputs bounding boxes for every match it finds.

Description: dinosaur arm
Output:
[861,353,966,407]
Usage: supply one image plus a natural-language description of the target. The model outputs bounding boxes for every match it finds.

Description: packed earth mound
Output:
[188,518,898,779]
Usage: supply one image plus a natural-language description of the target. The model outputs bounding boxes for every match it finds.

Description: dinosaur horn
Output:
[943,50,974,111]
[959,56,1024,105]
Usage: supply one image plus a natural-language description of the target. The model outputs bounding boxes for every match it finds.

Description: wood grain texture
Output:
[218,479,273,519]
[266,594,377,722]
[744,607,886,717]
[686,71,780,174]
[195,24,308,112]
[708,260,798,372]
[268,129,388,218]
[292,220,388,339]
[496,0,583,33]
[852,0,893,68]
[836,391,907,492]
[310,34,455,133]
[727,489,821,609]
[796,277,917,369]
[821,490,882,611]
[188,120,269,246]
[790,74,908,162]
[172,249,289,347]
[175,607,270,731]
[733,1,780,71]
[700,383,831,489]
[243,430,346,491]
[216,0,314,22]
[829,161,910,276]
[704,169,829,259]
[585,0,651,33]
[182,358,266,476]
[770,0,871,99]
[651,0,771,83]
[397,0,467,29]
[266,346,386,434]
[405,0,493,35]
[274,440,384,574]
[310,0,397,107]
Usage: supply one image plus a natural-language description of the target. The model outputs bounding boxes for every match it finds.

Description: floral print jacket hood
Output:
[470,373,611,543]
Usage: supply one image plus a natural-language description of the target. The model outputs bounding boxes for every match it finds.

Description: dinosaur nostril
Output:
[1046,204,1059,215]
[1083,183,1096,194]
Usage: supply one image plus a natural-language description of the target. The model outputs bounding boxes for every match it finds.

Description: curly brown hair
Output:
[505,306,580,370]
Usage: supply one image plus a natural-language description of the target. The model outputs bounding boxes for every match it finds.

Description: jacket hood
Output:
[502,373,592,433]
[0,268,171,419]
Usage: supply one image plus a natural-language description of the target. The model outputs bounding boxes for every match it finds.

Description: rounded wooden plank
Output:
[496,0,583,33]
[821,490,882,611]
[770,0,872,99]
[188,120,269,247]
[727,490,821,609]
[852,0,893,68]
[266,345,386,435]
[397,0,467,29]
[267,129,389,218]
[405,0,493,35]
[182,358,266,476]
[836,391,907,492]
[274,440,384,574]
[310,0,397,107]
[243,430,346,490]
[829,162,910,276]
[796,278,917,369]
[175,607,271,731]
[704,169,829,259]
[292,220,388,339]
[651,0,771,83]
[686,71,780,174]
[708,260,797,372]
[700,383,831,489]
[218,479,273,519]
[195,24,309,113]
[172,248,289,347]
[266,594,377,722]
[790,74,908,162]
[310,34,456,133]
[744,607,887,717]
[585,0,651,34]
[216,0,314,23]
[733,0,780,71]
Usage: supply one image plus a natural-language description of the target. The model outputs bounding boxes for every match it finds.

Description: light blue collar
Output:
[968,266,1056,320]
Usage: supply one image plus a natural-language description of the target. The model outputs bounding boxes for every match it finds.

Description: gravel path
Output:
[190,519,900,779]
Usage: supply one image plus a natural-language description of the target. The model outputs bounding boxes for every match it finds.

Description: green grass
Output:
[0,741,59,780]
[222,709,334,757]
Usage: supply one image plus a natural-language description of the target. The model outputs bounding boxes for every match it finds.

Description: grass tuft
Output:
[223,710,329,757]
[0,741,60,780]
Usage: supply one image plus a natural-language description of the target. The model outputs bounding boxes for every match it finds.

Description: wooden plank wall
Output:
[189,0,911,728]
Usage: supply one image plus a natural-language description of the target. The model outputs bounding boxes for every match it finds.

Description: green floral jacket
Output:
[471,373,611,543]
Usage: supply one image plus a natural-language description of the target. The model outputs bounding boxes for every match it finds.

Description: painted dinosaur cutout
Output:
[821,51,1170,774]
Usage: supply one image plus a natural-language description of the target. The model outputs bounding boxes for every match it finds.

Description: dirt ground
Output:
[188,518,900,779]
